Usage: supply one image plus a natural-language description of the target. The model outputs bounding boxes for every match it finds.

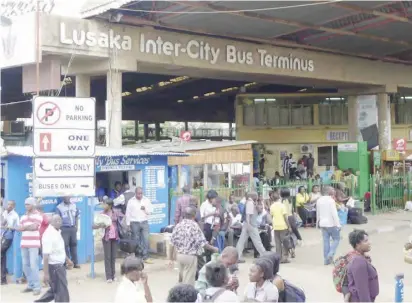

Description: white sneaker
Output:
[107,279,113,283]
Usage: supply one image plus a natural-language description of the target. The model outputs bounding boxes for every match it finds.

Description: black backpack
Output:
[203,288,226,302]
[283,280,306,302]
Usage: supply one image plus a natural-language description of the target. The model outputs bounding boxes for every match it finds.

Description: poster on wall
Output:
[357,95,378,149]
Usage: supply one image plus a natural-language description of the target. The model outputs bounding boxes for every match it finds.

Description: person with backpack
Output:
[203,260,239,302]
[244,258,279,302]
[260,252,305,302]
[346,229,379,302]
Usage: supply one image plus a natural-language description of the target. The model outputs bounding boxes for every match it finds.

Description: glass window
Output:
[317,146,338,167]
[319,104,348,125]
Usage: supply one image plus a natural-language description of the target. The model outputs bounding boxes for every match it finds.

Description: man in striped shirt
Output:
[17,197,43,296]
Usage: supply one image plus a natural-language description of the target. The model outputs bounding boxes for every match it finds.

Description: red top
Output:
[39,213,49,239]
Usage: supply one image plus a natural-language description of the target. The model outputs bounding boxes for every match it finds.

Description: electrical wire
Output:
[118,0,342,14]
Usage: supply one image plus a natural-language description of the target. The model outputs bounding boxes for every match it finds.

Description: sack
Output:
[332,252,359,293]
[283,280,306,302]
[203,288,226,302]
[118,232,142,255]
[283,233,295,250]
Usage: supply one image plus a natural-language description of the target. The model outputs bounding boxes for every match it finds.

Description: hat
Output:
[25,197,36,205]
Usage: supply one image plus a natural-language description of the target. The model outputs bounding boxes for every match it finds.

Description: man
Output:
[110,181,123,199]
[1,200,19,284]
[18,197,44,295]
[270,193,292,263]
[195,246,239,297]
[307,153,315,178]
[227,204,242,247]
[255,203,272,258]
[56,197,80,269]
[126,187,153,263]
[171,206,218,286]
[316,186,341,265]
[35,214,72,303]
[174,186,192,224]
[235,192,267,262]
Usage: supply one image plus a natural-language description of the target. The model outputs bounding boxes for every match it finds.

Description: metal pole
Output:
[36,0,40,95]
[395,273,404,303]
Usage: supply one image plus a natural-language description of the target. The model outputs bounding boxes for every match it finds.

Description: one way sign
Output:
[39,133,52,152]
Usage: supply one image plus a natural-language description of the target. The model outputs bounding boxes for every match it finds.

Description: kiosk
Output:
[1,145,186,278]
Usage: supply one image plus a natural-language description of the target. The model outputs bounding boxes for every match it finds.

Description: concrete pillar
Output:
[184,122,189,131]
[75,75,90,97]
[229,123,233,140]
[143,124,149,142]
[155,122,161,141]
[106,70,122,148]
[377,93,391,150]
[347,96,359,142]
[203,164,208,190]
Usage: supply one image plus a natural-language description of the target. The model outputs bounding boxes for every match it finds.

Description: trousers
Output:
[1,238,12,282]
[274,229,289,260]
[61,227,78,265]
[102,239,118,280]
[176,254,197,286]
[130,221,149,260]
[236,224,267,259]
[21,247,40,291]
[34,264,69,303]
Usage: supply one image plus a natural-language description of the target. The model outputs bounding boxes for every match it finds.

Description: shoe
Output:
[107,279,113,283]
[73,265,81,269]
[33,290,41,296]
[237,259,246,264]
[21,288,33,293]
[280,259,291,264]
[144,259,154,264]
[290,250,296,258]
[113,277,117,282]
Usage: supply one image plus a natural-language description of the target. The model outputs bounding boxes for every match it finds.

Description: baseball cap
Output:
[25,197,36,205]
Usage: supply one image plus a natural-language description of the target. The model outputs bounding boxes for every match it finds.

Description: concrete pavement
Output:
[1,211,411,302]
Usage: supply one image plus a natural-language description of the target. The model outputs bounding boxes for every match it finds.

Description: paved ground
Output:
[1,211,411,302]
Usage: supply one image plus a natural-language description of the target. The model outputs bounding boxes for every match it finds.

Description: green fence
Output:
[370,174,410,214]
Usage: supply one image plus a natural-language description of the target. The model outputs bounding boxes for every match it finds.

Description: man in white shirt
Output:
[1,200,19,284]
[316,186,341,265]
[35,214,72,303]
[126,187,153,264]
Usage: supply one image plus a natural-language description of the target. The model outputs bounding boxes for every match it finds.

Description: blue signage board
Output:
[95,155,152,172]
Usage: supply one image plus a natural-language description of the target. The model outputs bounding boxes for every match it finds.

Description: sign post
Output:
[32,97,96,197]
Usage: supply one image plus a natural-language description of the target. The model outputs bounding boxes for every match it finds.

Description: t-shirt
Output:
[244,280,279,302]
[270,202,288,231]
[20,211,43,248]
[204,287,239,302]
[245,199,258,227]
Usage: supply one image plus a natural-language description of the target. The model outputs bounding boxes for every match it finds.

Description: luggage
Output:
[283,280,306,302]
[160,225,175,233]
[347,208,367,225]
[283,232,295,251]
[119,238,139,254]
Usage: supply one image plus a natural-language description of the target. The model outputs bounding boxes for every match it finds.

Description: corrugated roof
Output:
[130,140,256,152]
[3,145,187,158]
[80,0,135,18]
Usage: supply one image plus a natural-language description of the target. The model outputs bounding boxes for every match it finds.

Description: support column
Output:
[184,122,189,131]
[75,75,91,97]
[143,124,149,142]
[106,71,122,148]
[347,96,359,142]
[377,93,391,150]
[155,122,161,141]
[229,123,233,140]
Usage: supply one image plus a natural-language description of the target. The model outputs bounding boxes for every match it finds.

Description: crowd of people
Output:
[0,182,383,302]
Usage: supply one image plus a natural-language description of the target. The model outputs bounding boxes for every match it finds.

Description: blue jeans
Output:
[130,221,149,260]
[21,247,40,291]
[321,227,340,265]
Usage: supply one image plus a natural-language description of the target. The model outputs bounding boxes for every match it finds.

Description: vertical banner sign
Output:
[393,138,406,152]
[357,95,378,148]
[32,97,96,197]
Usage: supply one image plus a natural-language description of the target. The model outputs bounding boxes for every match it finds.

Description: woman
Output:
[295,186,310,226]
[280,188,302,248]
[309,185,321,203]
[347,230,379,302]
[93,199,119,283]
[114,256,153,303]
[244,258,279,302]
[167,284,200,302]
[203,260,239,302]
[260,252,285,301]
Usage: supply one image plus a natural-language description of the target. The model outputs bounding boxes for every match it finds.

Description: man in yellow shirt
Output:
[333,166,343,182]
[270,193,291,263]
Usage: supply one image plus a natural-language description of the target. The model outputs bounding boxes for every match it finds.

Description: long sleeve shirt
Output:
[316,196,341,228]
[347,255,379,302]
[125,196,152,225]
[174,194,191,224]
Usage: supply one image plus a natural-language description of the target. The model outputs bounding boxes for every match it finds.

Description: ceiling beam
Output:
[330,2,412,24]
[174,1,412,48]
[118,14,412,65]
